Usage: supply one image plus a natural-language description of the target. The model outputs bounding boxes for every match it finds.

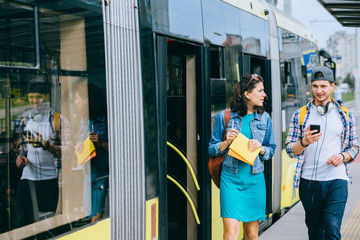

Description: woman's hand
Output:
[225,129,239,145]
[88,132,102,145]
[248,139,262,153]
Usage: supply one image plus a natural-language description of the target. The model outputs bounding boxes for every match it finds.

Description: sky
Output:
[276,0,356,49]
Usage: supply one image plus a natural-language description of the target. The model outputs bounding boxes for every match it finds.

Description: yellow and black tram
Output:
[0,0,333,239]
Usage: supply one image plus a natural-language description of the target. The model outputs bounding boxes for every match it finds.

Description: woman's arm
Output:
[208,112,227,157]
[259,114,276,160]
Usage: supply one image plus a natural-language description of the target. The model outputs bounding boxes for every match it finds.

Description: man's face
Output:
[311,80,335,105]
[28,92,48,109]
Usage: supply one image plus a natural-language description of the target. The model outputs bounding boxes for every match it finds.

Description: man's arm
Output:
[285,110,302,158]
[292,126,322,156]
[343,111,360,162]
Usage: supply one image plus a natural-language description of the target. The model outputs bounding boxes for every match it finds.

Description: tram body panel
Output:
[57,220,110,240]
[0,0,321,239]
[280,151,300,209]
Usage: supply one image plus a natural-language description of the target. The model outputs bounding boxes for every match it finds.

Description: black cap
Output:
[27,81,50,94]
[311,66,334,83]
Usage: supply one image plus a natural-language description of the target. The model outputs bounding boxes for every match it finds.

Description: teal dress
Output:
[220,113,266,222]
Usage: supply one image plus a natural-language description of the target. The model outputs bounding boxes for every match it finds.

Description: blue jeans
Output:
[299,178,348,240]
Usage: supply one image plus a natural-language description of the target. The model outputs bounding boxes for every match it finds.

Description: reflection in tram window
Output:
[0,2,36,67]
[74,81,109,223]
[280,28,318,148]
[0,1,108,239]
[16,80,72,228]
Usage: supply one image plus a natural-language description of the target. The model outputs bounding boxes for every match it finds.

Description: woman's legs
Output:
[223,218,259,240]
[243,221,259,240]
[223,218,240,240]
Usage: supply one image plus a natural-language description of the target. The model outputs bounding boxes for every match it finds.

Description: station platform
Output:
[260,100,360,240]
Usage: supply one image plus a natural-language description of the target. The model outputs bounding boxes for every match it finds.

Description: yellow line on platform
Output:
[341,200,360,239]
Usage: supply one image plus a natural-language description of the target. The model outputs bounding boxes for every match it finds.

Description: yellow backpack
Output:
[299,105,349,125]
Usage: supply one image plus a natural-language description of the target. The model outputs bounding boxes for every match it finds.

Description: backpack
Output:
[208,109,231,188]
[299,105,349,125]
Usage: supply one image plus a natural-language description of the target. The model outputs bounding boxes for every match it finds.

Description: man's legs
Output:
[35,178,59,213]
[322,179,348,240]
[299,178,324,240]
[16,179,34,227]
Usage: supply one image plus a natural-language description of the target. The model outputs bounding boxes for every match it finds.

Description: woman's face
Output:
[75,91,88,113]
[244,81,266,109]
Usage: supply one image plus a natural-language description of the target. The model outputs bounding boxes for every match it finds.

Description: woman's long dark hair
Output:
[76,81,107,121]
[230,74,265,116]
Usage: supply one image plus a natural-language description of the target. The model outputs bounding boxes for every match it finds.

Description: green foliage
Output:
[343,73,354,89]
[342,92,354,102]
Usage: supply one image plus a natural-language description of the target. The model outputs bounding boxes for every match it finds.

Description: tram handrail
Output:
[167,175,200,225]
[167,141,200,190]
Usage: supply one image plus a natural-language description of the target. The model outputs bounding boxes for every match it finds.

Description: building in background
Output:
[265,0,278,6]
[326,31,356,82]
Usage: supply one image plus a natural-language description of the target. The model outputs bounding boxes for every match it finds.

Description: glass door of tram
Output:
[241,53,274,225]
[156,37,203,240]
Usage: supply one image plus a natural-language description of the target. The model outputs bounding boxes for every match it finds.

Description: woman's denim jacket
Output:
[208,110,276,174]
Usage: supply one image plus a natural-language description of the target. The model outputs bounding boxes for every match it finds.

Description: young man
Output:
[15,80,72,227]
[285,66,359,240]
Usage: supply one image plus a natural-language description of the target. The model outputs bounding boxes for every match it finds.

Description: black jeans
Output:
[299,178,348,240]
[16,178,58,227]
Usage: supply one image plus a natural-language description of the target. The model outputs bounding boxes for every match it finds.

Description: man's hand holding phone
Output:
[22,130,46,148]
[310,124,320,134]
[302,125,322,146]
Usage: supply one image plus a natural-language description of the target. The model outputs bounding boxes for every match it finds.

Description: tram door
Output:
[160,39,201,240]
[241,53,274,216]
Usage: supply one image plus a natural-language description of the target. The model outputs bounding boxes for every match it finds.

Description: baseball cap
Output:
[27,81,50,94]
[311,66,334,82]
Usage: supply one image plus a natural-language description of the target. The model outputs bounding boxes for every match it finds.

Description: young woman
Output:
[74,82,109,222]
[208,74,276,240]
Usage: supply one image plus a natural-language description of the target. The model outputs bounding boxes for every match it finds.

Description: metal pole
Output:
[355,28,360,111]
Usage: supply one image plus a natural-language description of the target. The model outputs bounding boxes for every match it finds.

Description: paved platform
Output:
[260,100,360,240]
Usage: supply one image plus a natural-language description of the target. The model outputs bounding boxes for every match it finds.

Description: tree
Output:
[343,73,354,90]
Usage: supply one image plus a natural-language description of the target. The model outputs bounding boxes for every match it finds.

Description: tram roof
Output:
[317,0,360,27]
[269,5,318,44]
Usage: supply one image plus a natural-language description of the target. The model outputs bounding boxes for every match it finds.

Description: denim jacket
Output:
[208,110,276,174]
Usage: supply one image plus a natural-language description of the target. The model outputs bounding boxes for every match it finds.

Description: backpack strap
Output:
[54,112,60,131]
[222,109,232,141]
[339,106,349,119]
[299,105,349,126]
[53,112,61,145]
[299,105,307,126]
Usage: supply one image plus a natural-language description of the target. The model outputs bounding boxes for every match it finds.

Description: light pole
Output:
[355,28,360,111]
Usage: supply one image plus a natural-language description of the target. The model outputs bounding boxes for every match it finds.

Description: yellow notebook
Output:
[228,132,261,165]
[75,136,97,166]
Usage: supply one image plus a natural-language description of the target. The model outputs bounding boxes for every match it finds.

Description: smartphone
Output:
[310,124,320,134]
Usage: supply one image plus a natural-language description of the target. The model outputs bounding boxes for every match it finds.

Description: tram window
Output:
[209,45,226,121]
[0,1,108,239]
[210,47,224,79]
[0,2,36,67]
[167,55,185,96]
[302,65,308,85]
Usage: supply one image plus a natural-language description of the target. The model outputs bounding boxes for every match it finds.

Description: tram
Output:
[0,0,332,239]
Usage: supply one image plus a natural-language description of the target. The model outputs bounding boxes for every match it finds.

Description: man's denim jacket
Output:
[208,110,276,174]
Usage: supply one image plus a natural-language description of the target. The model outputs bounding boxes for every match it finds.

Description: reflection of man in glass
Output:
[15,80,72,227]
